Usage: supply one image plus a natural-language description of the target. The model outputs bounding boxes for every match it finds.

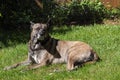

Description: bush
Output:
[1,0,119,29]
[50,0,107,25]
[0,0,42,30]
[107,8,120,19]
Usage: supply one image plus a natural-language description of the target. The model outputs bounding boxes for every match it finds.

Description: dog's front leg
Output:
[28,61,46,70]
[4,60,31,70]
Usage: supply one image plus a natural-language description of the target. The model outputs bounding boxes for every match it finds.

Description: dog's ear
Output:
[46,18,52,31]
[30,21,35,29]
[46,18,51,25]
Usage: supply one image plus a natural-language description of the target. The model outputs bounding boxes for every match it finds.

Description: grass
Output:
[0,24,120,80]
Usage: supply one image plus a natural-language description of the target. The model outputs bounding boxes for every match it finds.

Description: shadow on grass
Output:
[51,26,72,35]
[0,25,72,48]
[0,28,30,48]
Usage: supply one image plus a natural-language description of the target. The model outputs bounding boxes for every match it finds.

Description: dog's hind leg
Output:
[4,60,31,70]
[67,57,75,71]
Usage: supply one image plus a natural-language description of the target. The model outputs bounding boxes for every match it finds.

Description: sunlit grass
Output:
[0,24,120,80]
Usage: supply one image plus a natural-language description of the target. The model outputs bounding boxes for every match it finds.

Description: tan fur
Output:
[4,23,100,71]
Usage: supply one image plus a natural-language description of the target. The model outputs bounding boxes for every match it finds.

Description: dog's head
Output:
[30,22,50,43]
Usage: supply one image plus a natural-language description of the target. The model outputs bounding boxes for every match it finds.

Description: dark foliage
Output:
[0,0,120,48]
[0,0,43,30]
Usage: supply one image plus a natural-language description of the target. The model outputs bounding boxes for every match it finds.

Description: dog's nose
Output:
[40,32,44,36]
[40,30,45,36]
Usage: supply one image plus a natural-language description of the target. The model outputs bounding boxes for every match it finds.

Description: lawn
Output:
[0,24,120,80]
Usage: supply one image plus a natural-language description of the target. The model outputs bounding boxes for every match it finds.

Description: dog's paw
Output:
[3,66,11,71]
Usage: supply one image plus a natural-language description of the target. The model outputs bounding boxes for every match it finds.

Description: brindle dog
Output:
[4,22,100,71]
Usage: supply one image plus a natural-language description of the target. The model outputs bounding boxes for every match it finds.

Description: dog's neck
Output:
[29,36,60,57]
[39,35,51,46]
[30,35,51,51]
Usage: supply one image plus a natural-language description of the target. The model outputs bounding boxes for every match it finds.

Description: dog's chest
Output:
[31,49,47,64]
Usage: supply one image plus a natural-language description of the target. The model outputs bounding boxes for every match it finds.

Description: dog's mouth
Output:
[32,34,45,44]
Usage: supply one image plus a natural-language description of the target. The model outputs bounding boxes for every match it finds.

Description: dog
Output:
[4,22,100,71]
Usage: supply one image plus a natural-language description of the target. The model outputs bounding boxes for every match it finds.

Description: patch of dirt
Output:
[103,18,120,25]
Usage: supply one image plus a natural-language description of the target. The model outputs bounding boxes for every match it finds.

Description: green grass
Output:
[0,24,120,80]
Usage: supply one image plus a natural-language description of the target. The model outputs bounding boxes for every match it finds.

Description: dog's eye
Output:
[42,29,46,32]
[35,27,40,30]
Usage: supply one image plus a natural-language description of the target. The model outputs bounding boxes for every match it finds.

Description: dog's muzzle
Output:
[36,32,45,41]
